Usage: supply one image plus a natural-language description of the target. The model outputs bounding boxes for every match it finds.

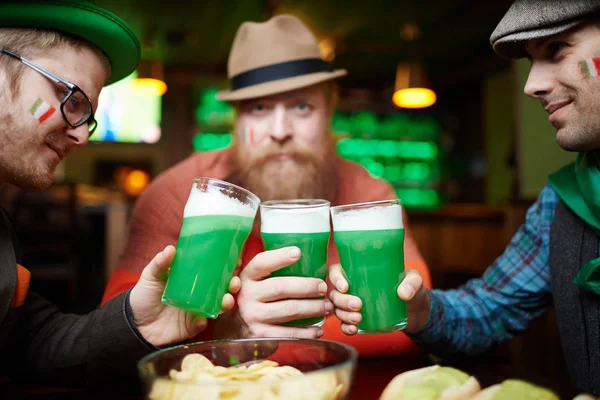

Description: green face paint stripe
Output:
[30,98,43,115]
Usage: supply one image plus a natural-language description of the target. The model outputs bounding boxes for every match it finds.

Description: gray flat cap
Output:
[491,0,600,59]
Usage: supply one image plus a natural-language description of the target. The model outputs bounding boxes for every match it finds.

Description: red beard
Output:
[230,139,338,204]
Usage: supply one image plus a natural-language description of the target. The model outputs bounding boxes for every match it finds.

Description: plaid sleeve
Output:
[408,185,558,356]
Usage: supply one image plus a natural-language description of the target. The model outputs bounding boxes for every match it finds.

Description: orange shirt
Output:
[102,149,432,357]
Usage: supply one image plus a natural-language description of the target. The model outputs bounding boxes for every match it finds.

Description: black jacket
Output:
[0,207,157,389]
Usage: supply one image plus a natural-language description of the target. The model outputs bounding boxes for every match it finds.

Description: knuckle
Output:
[328,290,339,302]
[284,301,300,318]
[283,330,299,339]
[269,280,285,298]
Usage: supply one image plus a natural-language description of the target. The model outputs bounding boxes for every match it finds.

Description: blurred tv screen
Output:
[91,71,162,144]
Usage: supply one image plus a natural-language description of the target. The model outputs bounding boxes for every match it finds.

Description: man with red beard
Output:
[102,14,431,357]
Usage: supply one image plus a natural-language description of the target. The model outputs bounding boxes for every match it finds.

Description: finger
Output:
[333,307,362,326]
[252,277,328,302]
[220,293,235,314]
[256,299,332,324]
[328,264,348,293]
[229,276,241,295]
[329,289,362,312]
[188,316,208,336]
[250,324,324,339]
[340,323,359,336]
[242,247,301,281]
[140,245,176,284]
[397,270,424,301]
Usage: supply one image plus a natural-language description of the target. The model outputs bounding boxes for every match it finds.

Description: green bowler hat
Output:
[0,0,141,85]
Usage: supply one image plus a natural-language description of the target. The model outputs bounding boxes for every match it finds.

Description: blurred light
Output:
[396,188,440,209]
[196,89,235,128]
[336,139,438,161]
[319,38,336,62]
[400,22,420,42]
[393,63,436,109]
[393,88,437,109]
[116,168,151,197]
[132,60,167,96]
[193,133,233,152]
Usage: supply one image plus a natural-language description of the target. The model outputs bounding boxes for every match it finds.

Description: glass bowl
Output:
[138,338,358,400]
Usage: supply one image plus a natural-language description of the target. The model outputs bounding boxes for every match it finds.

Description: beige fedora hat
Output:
[216,14,347,102]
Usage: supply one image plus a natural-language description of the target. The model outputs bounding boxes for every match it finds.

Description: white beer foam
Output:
[332,203,403,231]
[183,183,258,218]
[261,206,330,233]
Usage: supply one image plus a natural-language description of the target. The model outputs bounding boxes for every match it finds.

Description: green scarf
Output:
[548,151,600,295]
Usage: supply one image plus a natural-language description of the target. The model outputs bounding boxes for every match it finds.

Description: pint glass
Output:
[330,199,407,333]
[162,177,260,319]
[260,199,331,327]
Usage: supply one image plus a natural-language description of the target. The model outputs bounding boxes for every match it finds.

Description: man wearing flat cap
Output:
[330,0,600,395]
[0,0,236,389]
[102,14,432,359]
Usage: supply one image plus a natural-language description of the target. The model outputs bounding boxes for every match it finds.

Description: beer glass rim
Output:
[193,177,261,206]
[330,199,401,214]
[260,199,330,210]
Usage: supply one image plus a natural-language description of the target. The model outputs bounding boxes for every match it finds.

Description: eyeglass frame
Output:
[0,48,98,135]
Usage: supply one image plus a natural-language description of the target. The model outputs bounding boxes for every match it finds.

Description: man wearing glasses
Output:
[0,0,235,390]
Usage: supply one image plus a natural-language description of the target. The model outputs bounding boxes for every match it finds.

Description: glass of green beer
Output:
[330,199,407,334]
[260,199,331,327]
[162,177,260,319]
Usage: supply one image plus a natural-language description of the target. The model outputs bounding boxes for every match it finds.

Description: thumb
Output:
[140,245,176,284]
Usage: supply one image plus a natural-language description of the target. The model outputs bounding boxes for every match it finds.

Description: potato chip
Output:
[148,352,343,400]
[181,353,213,372]
[148,378,174,400]
[247,360,279,372]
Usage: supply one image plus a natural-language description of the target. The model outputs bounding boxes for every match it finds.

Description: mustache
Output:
[44,132,71,156]
[539,91,575,109]
[246,142,317,169]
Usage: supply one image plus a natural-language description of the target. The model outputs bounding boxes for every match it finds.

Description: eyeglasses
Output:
[0,48,97,135]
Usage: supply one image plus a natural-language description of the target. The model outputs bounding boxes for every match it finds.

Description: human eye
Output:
[546,41,568,60]
[251,103,268,114]
[294,102,312,114]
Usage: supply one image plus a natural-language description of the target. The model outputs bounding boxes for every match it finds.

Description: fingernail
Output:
[350,314,360,324]
[335,280,346,292]
[349,299,360,310]
[318,282,328,295]
[324,300,333,312]
[288,247,301,258]
[401,284,415,299]
[316,329,324,337]
[196,317,207,328]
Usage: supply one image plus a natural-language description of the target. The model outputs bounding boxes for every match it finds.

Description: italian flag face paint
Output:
[579,58,600,78]
[244,126,255,145]
[30,98,56,124]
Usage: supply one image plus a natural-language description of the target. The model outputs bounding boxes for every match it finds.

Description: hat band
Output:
[231,58,330,90]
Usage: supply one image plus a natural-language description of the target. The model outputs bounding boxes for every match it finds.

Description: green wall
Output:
[484,68,515,205]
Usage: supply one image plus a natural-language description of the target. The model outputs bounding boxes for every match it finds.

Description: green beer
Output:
[260,200,331,327]
[162,178,260,319]
[331,200,407,334]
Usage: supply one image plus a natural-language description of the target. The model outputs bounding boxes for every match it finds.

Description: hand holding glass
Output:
[330,200,407,334]
[162,178,260,319]
[260,199,331,327]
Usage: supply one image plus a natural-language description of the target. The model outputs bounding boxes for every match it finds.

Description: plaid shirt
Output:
[409,185,560,356]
